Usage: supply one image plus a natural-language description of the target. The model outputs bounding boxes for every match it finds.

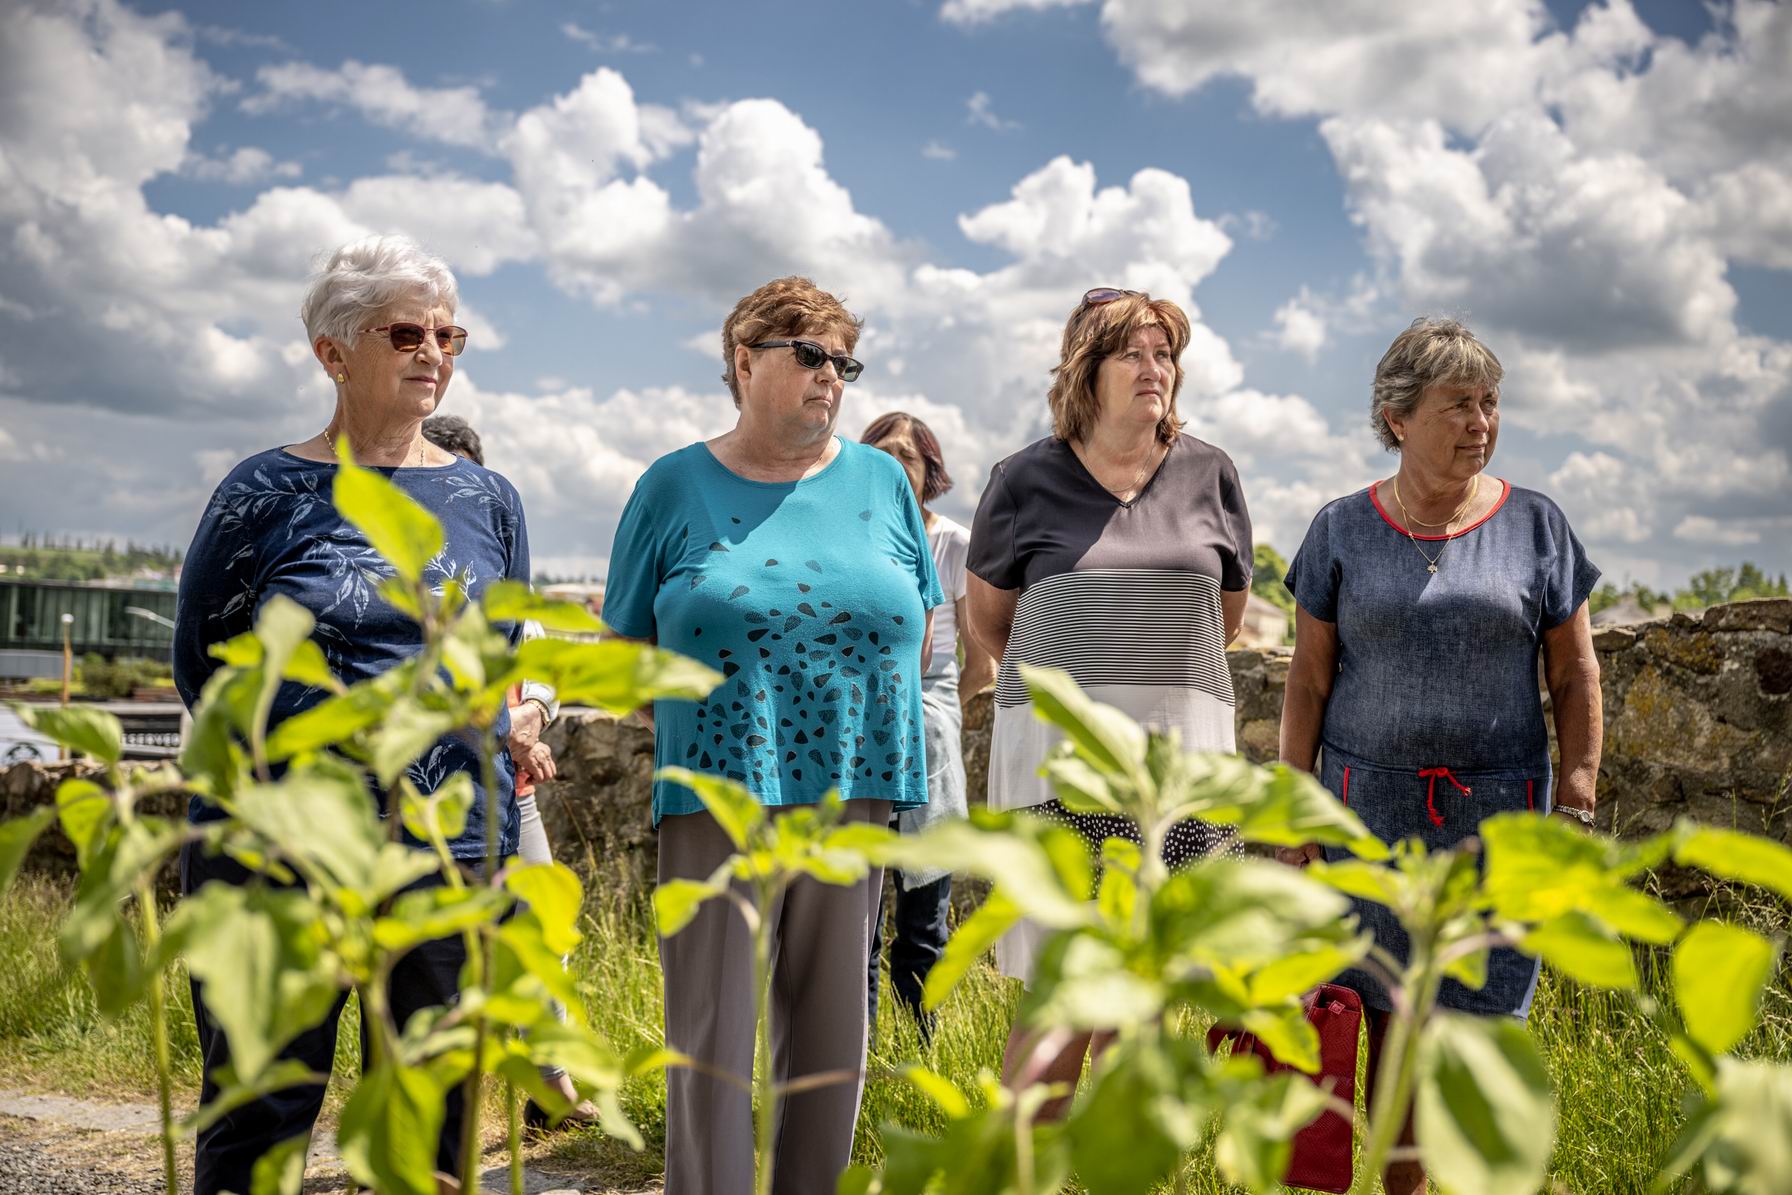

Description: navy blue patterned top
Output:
[173,449,531,858]
[1286,480,1599,775]
[1285,480,1599,1017]
[603,438,944,825]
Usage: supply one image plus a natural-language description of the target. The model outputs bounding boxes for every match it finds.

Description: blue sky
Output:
[1,0,1787,587]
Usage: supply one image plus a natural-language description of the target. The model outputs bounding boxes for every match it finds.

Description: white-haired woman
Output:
[173,235,533,1194]
[1277,317,1602,1195]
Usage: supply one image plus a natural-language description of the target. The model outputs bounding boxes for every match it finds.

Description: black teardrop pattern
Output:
[682,541,926,801]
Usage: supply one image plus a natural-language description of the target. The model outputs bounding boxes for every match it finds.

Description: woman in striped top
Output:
[965,288,1253,1117]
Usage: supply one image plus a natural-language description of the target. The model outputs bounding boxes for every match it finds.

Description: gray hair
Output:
[300,235,459,349]
[1370,317,1503,451]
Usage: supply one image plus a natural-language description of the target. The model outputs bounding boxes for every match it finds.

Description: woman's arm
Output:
[965,573,1019,661]
[1542,601,1602,819]
[956,595,997,705]
[1221,588,1248,646]
[920,609,935,676]
[1275,605,1340,866]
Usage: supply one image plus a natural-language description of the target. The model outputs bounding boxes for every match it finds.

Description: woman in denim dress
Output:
[1278,318,1604,1195]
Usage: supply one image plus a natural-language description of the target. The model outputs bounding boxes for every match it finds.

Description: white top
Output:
[925,514,969,679]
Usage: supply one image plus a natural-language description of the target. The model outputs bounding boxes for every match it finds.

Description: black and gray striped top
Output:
[967,433,1251,808]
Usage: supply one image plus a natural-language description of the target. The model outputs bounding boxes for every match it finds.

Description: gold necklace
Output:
[1087,442,1162,500]
[1390,475,1478,574]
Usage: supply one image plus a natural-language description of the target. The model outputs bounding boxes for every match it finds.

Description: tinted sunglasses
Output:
[1080,287,1144,308]
[749,339,864,382]
[365,323,469,356]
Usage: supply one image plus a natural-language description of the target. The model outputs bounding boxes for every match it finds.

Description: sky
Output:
[0,0,1788,588]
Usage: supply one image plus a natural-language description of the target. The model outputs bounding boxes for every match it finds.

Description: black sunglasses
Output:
[749,339,864,382]
[365,322,469,356]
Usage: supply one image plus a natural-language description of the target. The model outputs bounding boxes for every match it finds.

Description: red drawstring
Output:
[1526,779,1534,812]
[1418,766,1472,827]
[1341,766,1351,807]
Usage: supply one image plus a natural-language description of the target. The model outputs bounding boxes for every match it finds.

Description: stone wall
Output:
[5,599,1787,888]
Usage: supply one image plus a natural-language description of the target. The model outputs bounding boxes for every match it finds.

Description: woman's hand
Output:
[507,700,545,770]
[517,739,557,783]
[1274,843,1323,868]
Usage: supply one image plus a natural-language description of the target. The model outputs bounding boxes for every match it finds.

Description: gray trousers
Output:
[658,800,891,1195]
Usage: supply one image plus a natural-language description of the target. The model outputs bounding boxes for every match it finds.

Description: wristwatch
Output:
[1551,805,1596,828]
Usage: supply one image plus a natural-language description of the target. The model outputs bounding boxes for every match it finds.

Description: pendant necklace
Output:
[1391,475,1478,574]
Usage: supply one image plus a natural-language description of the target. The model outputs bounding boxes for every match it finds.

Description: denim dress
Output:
[1286,480,1599,1017]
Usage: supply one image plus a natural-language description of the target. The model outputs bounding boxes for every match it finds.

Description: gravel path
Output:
[0,1091,617,1193]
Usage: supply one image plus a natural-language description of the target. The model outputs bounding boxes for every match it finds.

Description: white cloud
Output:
[1672,515,1761,547]
[1218,209,1275,241]
[244,59,500,149]
[966,91,1021,132]
[942,0,1792,573]
[940,0,1090,25]
[185,145,303,185]
[921,140,957,161]
[1271,290,1326,361]
[561,22,657,54]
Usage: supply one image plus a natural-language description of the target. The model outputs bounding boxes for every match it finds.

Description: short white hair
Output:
[300,235,459,348]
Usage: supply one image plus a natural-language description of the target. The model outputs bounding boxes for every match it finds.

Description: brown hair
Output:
[860,411,953,503]
[720,276,864,407]
[1047,293,1190,445]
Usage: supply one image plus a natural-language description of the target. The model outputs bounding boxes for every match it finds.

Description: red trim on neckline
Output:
[1369,478,1510,541]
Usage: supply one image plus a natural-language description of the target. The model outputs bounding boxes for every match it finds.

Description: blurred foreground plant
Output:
[4,441,721,1195]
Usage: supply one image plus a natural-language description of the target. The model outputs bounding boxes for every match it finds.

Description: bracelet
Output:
[1551,805,1596,828]
[522,696,554,730]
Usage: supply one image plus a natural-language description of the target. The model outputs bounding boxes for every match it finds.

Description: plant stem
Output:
[507,1079,523,1195]
[752,878,778,1195]
[1350,944,1444,1195]
[135,880,179,1195]
[459,733,505,1194]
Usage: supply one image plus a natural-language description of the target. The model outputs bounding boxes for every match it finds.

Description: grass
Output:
[1,867,1787,1193]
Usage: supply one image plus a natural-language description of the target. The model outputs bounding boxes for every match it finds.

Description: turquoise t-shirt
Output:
[604,437,946,823]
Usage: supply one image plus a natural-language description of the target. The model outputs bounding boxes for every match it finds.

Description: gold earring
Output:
[335,372,347,383]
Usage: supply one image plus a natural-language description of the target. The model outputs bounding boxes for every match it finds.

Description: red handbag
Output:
[1204,982,1363,1194]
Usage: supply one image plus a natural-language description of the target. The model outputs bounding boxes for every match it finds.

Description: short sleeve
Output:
[1218,455,1253,592]
[1540,503,1601,630]
[937,524,969,602]
[1284,503,1340,623]
[601,469,672,639]
[500,481,532,647]
[173,473,259,711]
[967,462,1022,590]
[896,472,944,610]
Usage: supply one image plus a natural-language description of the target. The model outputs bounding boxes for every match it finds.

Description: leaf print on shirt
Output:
[304,532,393,626]
[437,470,519,561]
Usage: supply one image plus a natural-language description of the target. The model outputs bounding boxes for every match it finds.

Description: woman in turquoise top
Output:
[604,276,942,1195]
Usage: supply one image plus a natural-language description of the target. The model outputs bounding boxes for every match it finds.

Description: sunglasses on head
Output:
[365,323,469,356]
[1080,287,1144,308]
[749,338,864,382]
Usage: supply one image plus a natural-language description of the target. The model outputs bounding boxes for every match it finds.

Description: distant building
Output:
[0,577,175,666]
[1591,596,1670,627]
[1235,593,1291,649]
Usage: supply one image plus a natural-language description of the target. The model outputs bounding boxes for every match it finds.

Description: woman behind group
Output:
[1277,317,1602,1195]
[965,288,1252,1116]
[861,412,995,1043]
[173,236,530,1193]
[603,277,943,1195]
